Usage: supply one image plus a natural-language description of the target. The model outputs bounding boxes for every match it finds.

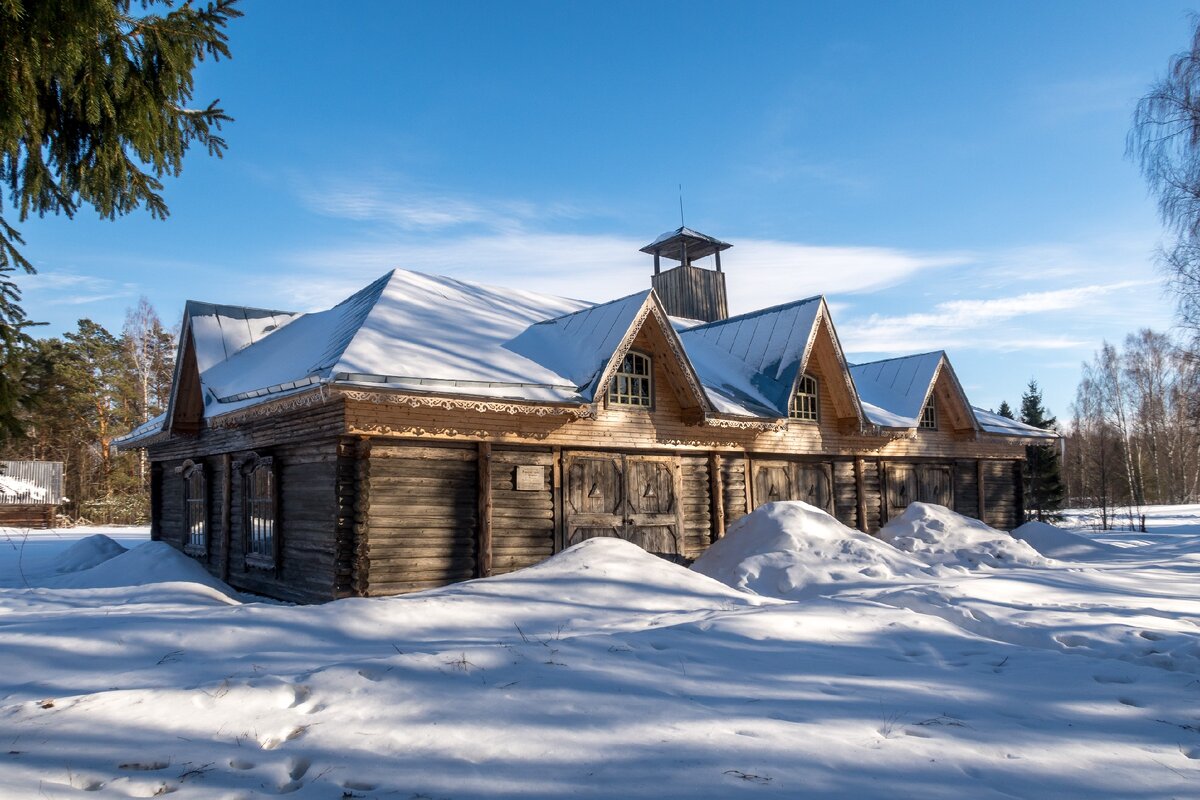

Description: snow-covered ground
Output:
[0,506,1197,799]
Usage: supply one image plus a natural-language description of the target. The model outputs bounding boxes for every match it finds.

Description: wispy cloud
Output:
[20,271,137,307]
[296,178,586,234]
[841,281,1153,353]
[276,230,965,313]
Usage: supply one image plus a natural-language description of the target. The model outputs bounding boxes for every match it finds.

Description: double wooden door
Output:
[563,453,683,557]
[885,464,953,520]
[751,460,833,513]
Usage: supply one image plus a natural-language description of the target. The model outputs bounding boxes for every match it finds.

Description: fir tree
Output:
[1020,380,1066,521]
[997,400,1015,420]
[0,0,241,436]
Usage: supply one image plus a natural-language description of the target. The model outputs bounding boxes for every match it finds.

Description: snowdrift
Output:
[691,501,928,597]
[878,503,1045,568]
[53,533,127,574]
[1012,520,1120,559]
[38,541,234,594]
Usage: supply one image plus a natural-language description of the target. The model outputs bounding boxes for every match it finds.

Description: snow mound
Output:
[878,503,1045,568]
[482,536,772,611]
[691,501,928,598]
[53,534,127,574]
[38,542,234,594]
[1012,520,1120,560]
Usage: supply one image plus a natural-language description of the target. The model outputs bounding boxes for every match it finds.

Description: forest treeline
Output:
[0,300,174,523]
[1063,329,1199,527]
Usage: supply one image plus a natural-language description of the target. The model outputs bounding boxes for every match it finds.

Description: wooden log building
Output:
[0,460,63,529]
[117,227,1057,603]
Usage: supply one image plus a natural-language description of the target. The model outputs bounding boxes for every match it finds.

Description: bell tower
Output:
[642,226,731,322]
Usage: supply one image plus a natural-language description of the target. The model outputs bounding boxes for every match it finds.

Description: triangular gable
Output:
[163,300,300,435]
[850,351,980,433]
[798,303,867,430]
[927,355,980,434]
[680,297,865,425]
[510,290,710,413]
[590,292,711,415]
[165,318,204,436]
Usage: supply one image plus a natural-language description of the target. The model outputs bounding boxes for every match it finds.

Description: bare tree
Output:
[1131,18,1200,343]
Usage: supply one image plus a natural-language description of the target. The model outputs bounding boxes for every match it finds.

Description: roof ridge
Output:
[531,289,651,326]
[849,349,946,368]
[184,299,298,318]
[684,294,823,332]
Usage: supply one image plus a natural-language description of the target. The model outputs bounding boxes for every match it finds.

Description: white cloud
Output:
[20,271,136,306]
[840,281,1154,354]
[276,231,964,313]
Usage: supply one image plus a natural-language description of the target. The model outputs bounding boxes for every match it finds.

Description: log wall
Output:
[359,441,479,595]
[149,401,346,603]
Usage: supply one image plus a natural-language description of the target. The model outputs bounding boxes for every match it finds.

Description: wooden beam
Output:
[976,459,986,525]
[744,452,755,512]
[708,452,725,541]
[878,459,889,526]
[854,457,867,533]
[220,452,232,583]
[552,446,563,553]
[477,442,492,578]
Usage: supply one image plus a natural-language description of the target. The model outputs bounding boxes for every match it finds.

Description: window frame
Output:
[788,373,820,422]
[241,454,279,571]
[920,395,938,429]
[181,460,208,557]
[607,349,654,409]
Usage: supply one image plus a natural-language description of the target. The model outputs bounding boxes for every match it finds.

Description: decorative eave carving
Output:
[335,388,596,419]
[703,414,788,432]
[208,387,333,428]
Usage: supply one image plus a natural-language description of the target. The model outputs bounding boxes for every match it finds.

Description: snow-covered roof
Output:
[680,297,824,417]
[972,407,1059,440]
[506,291,652,400]
[120,267,1055,445]
[197,270,594,411]
[850,352,945,429]
[186,302,300,374]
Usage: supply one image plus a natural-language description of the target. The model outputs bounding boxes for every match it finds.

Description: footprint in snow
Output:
[1093,674,1135,684]
[259,725,307,750]
[228,758,255,770]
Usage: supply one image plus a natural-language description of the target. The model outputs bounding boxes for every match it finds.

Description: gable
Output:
[926,360,979,434]
[794,309,865,429]
[167,327,204,436]
[592,294,711,418]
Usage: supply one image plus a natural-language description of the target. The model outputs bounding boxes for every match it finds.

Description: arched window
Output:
[243,455,277,569]
[789,373,819,421]
[608,351,653,407]
[920,396,937,429]
[182,462,207,556]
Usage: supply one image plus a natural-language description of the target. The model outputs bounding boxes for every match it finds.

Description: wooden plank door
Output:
[624,456,683,556]
[916,465,954,508]
[752,460,833,514]
[564,454,625,547]
[563,453,683,557]
[885,464,919,520]
[752,462,794,509]
[794,464,833,513]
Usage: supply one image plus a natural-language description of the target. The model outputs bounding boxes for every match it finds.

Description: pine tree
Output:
[1020,380,1066,521]
[997,400,1015,420]
[0,0,241,436]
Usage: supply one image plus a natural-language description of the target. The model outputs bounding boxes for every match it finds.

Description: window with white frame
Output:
[243,456,277,568]
[789,373,819,421]
[182,462,207,556]
[608,351,653,407]
[920,396,937,429]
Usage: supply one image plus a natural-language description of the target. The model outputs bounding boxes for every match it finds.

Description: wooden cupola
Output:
[642,226,731,323]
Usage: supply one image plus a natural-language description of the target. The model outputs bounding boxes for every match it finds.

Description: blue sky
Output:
[14,1,1194,419]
